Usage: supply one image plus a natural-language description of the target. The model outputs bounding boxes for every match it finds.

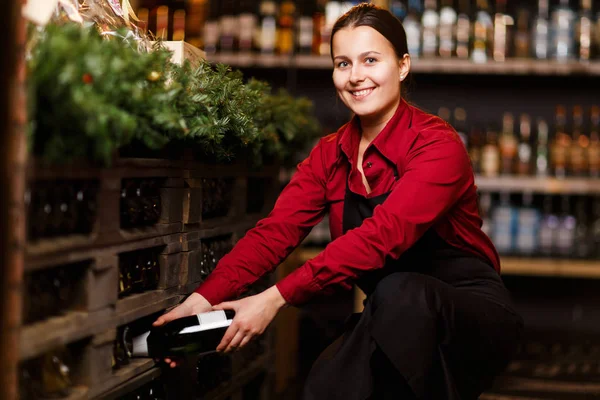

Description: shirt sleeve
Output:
[276,134,473,305]
[194,139,329,305]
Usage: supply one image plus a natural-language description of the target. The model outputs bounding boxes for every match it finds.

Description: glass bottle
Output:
[539,195,558,256]
[471,0,493,63]
[517,113,533,176]
[576,0,594,61]
[535,118,550,177]
[455,0,471,59]
[573,196,591,259]
[438,0,456,58]
[499,112,517,175]
[481,126,500,177]
[422,0,440,58]
[556,195,576,257]
[532,0,550,59]
[404,0,423,58]
[550,105,570,179]
[588,106,600,178]
[568,105,589,177]
[551,0,575,61]
[493,0,514,62]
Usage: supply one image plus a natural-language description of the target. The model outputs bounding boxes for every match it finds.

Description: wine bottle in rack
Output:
[499,112,517,175]
[403,0,423,58]
[131,310,236,358]
[455,0,471,59]
[535,118,550,177]
[569,105,588,177]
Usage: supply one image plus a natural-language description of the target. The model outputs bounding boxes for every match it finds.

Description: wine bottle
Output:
[131,310,236,358]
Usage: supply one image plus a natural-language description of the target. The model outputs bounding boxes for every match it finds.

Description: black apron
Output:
[302,166,523,400]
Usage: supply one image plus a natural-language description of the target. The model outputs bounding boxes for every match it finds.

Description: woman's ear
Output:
[399,54,411,82]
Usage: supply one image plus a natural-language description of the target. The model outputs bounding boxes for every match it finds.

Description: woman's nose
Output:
[349,66,365,84]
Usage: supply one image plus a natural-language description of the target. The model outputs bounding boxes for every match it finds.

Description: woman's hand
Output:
[213,286,287,353]
[152,292,212,368]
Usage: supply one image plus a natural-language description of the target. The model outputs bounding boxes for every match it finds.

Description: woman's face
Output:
[332,26,409,126]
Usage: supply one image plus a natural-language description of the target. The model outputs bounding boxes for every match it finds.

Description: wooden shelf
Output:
[20,287,186,361]
[208,54,600,76]
[62,386,89,400]
[20,309,112,362]
[89,358,158,399]
[204,353,272,400]
[501,257,600,279]
[475,175,600,195]
[296,247,600,280]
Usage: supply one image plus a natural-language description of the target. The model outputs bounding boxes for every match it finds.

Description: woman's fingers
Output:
[238,335,252,349]
[224,330,245,353]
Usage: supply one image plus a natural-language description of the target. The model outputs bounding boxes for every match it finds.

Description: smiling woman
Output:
[154,4,523,400]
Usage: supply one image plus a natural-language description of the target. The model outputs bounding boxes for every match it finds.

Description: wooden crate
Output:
[20,155,280,399]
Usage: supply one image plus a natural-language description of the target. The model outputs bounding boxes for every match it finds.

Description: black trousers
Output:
[302,256,524,400]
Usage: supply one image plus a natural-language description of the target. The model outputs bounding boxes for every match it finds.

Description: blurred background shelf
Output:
[475,176,600,194]
[208,54,600,76]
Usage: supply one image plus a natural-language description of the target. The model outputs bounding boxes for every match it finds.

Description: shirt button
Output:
[366,162,372,168]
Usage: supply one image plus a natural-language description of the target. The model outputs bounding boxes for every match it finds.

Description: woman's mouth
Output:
[349,88,374,99]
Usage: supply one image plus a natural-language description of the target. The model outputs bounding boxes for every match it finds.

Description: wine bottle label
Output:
[132,331,151,357]
[180,310,232,334]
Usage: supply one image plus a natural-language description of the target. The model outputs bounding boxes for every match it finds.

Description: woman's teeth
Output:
[351,88,373,98]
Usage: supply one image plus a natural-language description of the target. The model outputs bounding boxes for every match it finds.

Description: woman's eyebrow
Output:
[333,51,382,61]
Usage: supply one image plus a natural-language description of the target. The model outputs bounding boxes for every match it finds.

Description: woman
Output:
[154,4,523,399]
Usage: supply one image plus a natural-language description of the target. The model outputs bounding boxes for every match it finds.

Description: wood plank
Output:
[88,358,157,399]
[94,365,161,400]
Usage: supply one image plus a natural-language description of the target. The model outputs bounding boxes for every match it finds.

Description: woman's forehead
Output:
[332,26,396,57]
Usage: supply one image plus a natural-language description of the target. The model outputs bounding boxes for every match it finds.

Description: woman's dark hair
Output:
[330,3,409,61]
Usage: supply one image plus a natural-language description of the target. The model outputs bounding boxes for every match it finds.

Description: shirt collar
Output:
[338,99,414,164]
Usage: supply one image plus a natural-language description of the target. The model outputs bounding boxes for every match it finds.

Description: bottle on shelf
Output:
[421,0,439,58]
[491,192,516,255]
[471,0,493,63]
[573,196,591,259]
[588,105,600,178]
[454,107,468,147]
[576,0,594,62]
[277,0,296,56]
[532,0,550,59]
[468,125,484,174]
[297,0,315,55]
[591,196,600,259]
[403,0,423,58]
[258,0,278,55]
[538,195,558,257]
[516,113,533,176]
[455,0,471,59]
[389,0,408,21]
[513,7,530,58]
[171,0,186,41]
[438,0,456,59]
[481,125,500,177]
[551,0,576,61]
[479,191,493,237]
[568,105,589,176]
[515,192,540,256]
[556,195,576,257]
[202,0,220,55]
[238,0,258,54]
[131,310,236,358]
[499,112,517,175]
[493,0,514,62]
[535,118,550,177]
[550,105,570,179]
[218,0,237,53]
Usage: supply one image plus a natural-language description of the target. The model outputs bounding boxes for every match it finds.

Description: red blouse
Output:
[195,100,501,306]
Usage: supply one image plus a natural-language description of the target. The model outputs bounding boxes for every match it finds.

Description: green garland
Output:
[28,23,321,166]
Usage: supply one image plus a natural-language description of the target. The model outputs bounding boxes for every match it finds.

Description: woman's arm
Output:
[194,138,330,306]
[277,133,473,305]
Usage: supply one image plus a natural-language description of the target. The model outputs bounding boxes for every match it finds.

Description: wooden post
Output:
[0,0,27,399]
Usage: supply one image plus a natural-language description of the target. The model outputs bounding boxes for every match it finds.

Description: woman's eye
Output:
[337,61,349,68]
[365,57,376,64]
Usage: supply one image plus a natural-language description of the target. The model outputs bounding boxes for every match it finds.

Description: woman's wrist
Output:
[186,292,213,313]
[264,285,288,310]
